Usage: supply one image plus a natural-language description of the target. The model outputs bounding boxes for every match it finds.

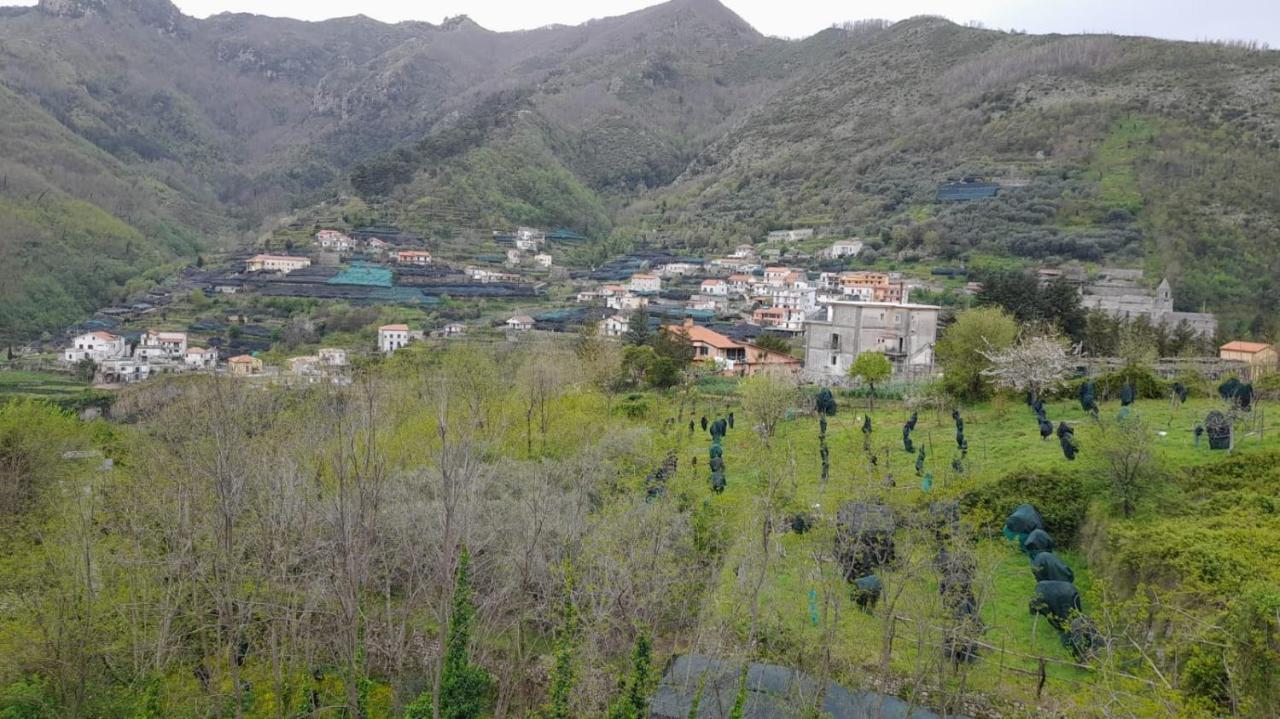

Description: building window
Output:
[830,354,838,366]
[830,333,840,351]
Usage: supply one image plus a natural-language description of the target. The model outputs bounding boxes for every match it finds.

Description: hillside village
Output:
[21,214,1273,392]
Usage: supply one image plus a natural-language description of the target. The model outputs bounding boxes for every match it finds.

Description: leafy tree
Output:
[195,254,204,268]
[751,333,792,356]
[848,352,892,409]
[1095,416,1155,518]
[935,308,1019,402]
[739,369,797,443]
[606,635,654,719]
[74,358,97,383]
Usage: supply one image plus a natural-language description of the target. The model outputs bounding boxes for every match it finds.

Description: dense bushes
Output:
[959,468,1090,543]
[1057,365,1168,402]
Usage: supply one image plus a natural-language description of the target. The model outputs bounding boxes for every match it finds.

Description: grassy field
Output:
[640,390,1280,715]
[0,368,90,401]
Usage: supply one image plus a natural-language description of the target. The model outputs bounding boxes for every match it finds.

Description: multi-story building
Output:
[802,300,941,380]
[629,274,662,294]
[63,331,128,363]
[752,306,808,333]
[379,324,411,354]
[246,254,312,273]
[666,318,799,377]
[135,330,188,360]
[396,250,433,266]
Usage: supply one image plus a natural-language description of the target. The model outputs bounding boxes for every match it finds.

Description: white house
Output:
[608,293,649,311]
[315,230,354,252]
[506,315,535,332]
[700,278,729,296]
[379,324,411,354]
[533,253,553,268]
[184,347,218,369]
[317,348,348,366]
[135,330,188,360]
[506,248,523,266]
[729,244,756,259]
[442,323,466,338]
[825,239,864,258]
[63,331,127,363]
[576,290,601,303]
[246,254,311,273]
[630,273,661,294]
[600,314,629,337]
[99,357,155,384]
[515,227,545,250]
[657,262,697,277]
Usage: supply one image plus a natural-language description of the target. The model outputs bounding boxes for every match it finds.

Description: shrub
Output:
[959,468,1090,543]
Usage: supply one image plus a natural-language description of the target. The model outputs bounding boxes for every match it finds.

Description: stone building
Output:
[1080,273,1216,337]
[803,300,940,381]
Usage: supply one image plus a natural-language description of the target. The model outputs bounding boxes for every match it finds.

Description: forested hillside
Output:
[2,0,1280,339]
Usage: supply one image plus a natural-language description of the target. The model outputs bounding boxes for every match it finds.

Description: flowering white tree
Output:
[980,334,1074,404]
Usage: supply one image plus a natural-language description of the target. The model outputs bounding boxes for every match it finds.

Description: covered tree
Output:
[935,307,1019,402]
[848,351,892,409]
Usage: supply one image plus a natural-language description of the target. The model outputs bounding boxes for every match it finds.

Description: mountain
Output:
[1,0,1279,340]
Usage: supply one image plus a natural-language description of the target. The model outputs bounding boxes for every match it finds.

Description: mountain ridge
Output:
[1,1,1279,339]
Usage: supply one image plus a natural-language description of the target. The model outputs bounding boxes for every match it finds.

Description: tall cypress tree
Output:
[439,546,494,719]
[606,634,653,719]
[539,570,578,719]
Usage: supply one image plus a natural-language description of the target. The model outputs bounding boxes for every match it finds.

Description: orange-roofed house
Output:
[379,324,412,354]
[1220,341,1278,374]
[665,318,799,377]
[228,355,264,376]
[396,250,433,266]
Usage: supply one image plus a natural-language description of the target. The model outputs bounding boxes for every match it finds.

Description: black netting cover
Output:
[1023,528,1054,558]
[649,654,972,719]
[836,502,896,581]
[1003,504,1044,540]
[852,574,882,610]
[1031,552,1074,583]
[1206,411,1231,450]
[1030,580,1082,630]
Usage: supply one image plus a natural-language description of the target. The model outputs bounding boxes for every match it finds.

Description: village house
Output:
[656,262,698,277]
[288,356,322,375]
[184,347,218,369]
[379,324,412,354]
[506,248,523,266]
[824,239,864,259]
[802,300,941,381]
[665,318,799,377]
[134,330,188,360]
[506,315,535,332]
[533,253,553,268]
[442,323,467,338]
[228,355,264,376]
[318,348,348,366]
[315,230,354,252]
[576,290,602,303]
[763,266,794,285]
[99,357,157,384]
[752,306,808,333]
[608,293,649,312]
[396,250,433,266]
[514,227,545,251]
[729,244,756,259]
[837,271,906,303]
[63,331,127,363]
[766,229,814,243]
[366,238,391,255]
[727,274,755,295]
[685,296,721,313]
[1220,341,1278,377]
[630,273,662,294]
[700,278,729,296]
[246,254,312,274]
[600,314,629,338]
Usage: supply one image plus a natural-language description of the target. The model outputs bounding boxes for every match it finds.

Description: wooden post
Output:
[1036,657,1047,699]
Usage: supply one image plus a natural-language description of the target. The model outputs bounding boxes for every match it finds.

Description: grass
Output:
[0,369,90,400]
[1094,116,1158,215]
[643,391,1280,713]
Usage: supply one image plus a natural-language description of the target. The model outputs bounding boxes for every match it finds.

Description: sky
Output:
[6,0,1278,45]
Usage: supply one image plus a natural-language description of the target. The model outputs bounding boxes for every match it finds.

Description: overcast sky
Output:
[6,0,1279,45]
